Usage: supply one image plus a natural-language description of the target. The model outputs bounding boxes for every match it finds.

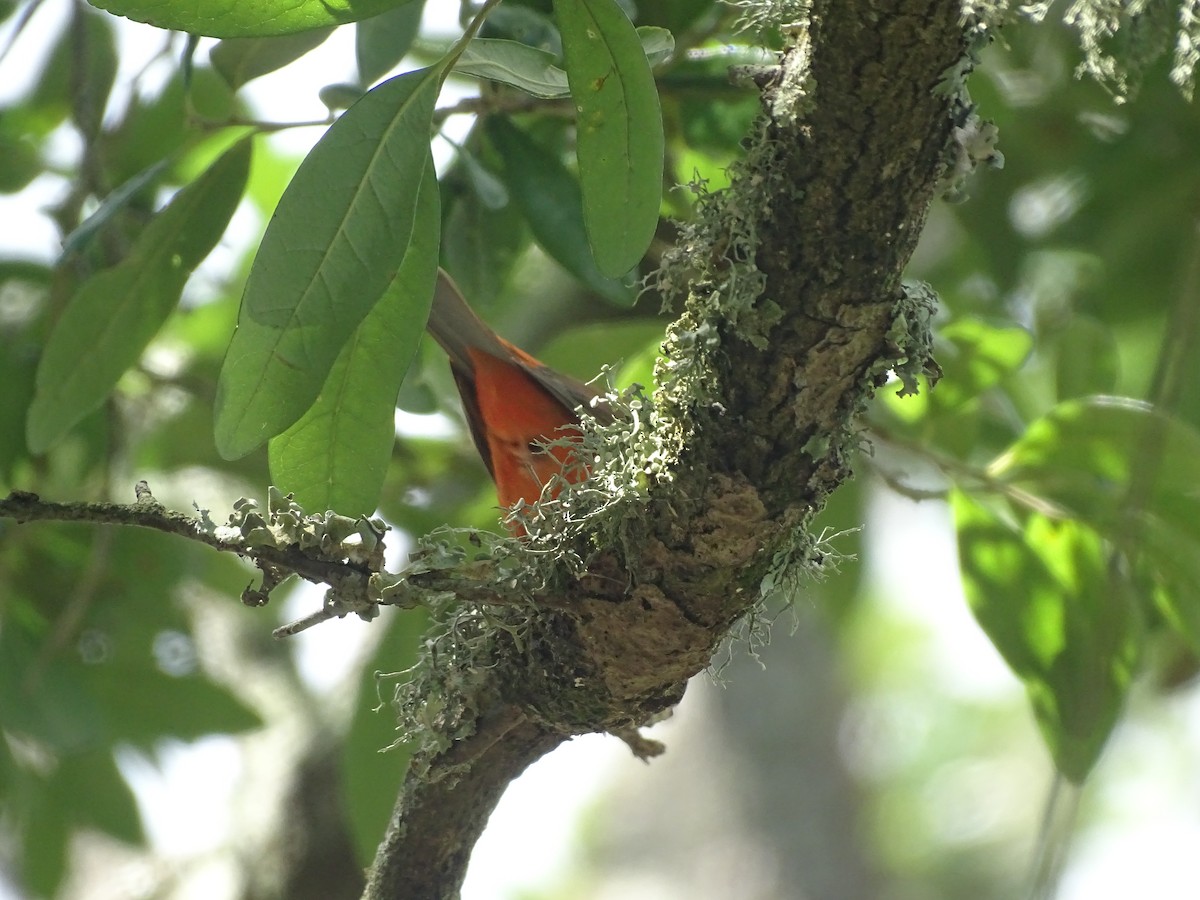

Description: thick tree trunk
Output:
[364,1,977,896]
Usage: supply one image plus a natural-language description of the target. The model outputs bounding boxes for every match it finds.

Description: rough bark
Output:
[364,1,976,896]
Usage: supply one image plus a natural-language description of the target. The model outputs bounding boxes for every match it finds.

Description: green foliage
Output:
[214,67,442,459]
[268,164,440,515]
[553,0,665,276]
[486,116,636,305]
[27,137,252,453]
[88,0,405,38]
[5,0,1200,894]
[954,492,1137,781]
[356,0,426,86]
[210,28,335,91]
[0,527,261,894]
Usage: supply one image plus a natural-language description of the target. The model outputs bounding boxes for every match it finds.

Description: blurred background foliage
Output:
[2,0,1200,897]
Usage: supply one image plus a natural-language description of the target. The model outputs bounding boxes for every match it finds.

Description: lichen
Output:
[1004,0,1199,100]
[888,281,942,398]
[935,14,1004,202]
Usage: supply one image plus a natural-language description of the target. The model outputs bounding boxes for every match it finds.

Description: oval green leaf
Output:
[457,38,570,98]
[357,0,426,86]
[954,492,1138,782]
[210,27,333,91]
[486,116,634,305]
[214,65,442,460]
[268,162,440,516]
[553,0,664,277]
[87,0,402,38]
[27,137,252,454]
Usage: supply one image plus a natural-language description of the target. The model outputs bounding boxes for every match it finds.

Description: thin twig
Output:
[0,490,366,591]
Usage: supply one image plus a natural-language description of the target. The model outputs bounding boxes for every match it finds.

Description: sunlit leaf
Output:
[88,0,403,38]
[553,0,664,276]
[269,163,440,515]
[990,396,1200,535]
[27,137,252,453]
[989,397,1200,648]
[954,491,1138,781]
[214,66,442,459]
[932,317,1032,411]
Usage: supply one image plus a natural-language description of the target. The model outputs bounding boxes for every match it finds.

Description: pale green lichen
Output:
[729,0,813,35]
[1000,0,1200,100]
[935,13,1004,202]
[889,281,942,398]
[212,486,388,571]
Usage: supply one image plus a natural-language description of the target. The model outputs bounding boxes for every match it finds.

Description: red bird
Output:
[425,271,608,528]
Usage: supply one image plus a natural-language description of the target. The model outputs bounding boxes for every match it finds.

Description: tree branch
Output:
[0,488,374,611]
[363,1,982,896]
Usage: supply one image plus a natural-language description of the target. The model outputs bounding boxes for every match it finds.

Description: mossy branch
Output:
[364,1,984,897]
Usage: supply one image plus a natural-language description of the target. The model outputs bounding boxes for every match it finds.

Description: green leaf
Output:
[1055,314,1119,400]
[269,163,440,515]
[57,750,143,844]
[0,125,40,193]
[932,317,1032,411]
[319,82,366,111]
[455,26,671,100]
[0,623,107,753]
[1135,518,1200,653]
[637,26,675,67]
[357,0,426,86]
[0,270,46,485]
[457,38,571,98]
[17,748,141,897]
[210,27,334,91]
[23,769,70,897]
[536,319,665,387]
[441,181,528,308]
[553,0,664,276]
[70,6,118,141]
[487,5,562,55]
[87,0,404,38]
[954,492,1138,781]
[457,146,509,210]
[990,397,1200,654]
[214,66,442,459]
[27,137,252,454]
[989,397,1200,537]
[60,155,173,258]
[486,116,634,305]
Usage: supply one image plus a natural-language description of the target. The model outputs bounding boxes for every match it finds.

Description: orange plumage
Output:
[425,271,606,528]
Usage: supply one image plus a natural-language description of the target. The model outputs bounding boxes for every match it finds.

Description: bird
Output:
[424,270,610,529]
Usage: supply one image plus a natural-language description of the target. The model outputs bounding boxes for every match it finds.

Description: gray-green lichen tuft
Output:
[888,281,942,398]
[973,0,1200,100]
[729,0,812,36]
